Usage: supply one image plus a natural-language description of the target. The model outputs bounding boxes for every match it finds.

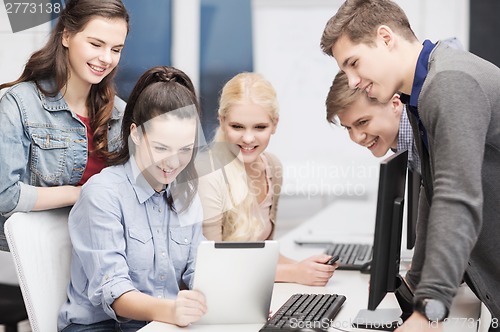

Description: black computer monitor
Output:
[406,169,421,250]
[353,150,413,331]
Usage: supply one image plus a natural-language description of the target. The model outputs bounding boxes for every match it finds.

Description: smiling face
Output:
[337,94,403,157]
[221,102,277,165]
[332,28,404,104]
[131,115,197,191]
[62,17,128,89]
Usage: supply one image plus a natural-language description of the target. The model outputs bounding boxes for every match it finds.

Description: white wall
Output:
[172,0,200,93]
[252,0,469,199]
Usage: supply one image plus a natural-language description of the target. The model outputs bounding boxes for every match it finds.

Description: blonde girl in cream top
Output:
[198,72,337,286]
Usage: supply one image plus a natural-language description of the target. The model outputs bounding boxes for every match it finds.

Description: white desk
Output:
[139,199,482,332]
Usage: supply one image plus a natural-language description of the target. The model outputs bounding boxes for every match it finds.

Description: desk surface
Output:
[139,200,481,332]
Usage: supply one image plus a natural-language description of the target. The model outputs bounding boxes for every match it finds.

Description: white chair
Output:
[5,208,72,332]
[478,302,492,332]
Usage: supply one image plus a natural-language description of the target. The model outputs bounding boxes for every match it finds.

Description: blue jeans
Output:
[61,320,147,332]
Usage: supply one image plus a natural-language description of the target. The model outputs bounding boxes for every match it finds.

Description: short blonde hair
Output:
[320,0,417,56]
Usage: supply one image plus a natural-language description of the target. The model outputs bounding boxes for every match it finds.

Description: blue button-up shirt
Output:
[58,157,205,330]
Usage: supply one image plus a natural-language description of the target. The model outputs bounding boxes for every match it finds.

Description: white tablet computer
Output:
[192,240,279,325]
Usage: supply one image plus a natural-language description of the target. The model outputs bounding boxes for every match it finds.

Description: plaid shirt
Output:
[397,107,421,174]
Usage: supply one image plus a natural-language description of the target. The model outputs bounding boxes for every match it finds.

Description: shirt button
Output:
[160,275,165,280]
[158,209,162,213]
[157,295,162,299]
[162,252,166,257]
[184,238,188,243]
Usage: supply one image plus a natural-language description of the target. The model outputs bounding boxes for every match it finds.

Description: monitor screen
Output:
[406,169,421,250]
[353,149,410,330]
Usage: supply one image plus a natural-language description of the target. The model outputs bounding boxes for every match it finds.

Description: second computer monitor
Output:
[368,149,408,310]
[352,149,409,331]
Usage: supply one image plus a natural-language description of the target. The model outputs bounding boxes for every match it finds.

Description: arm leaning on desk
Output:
[139,200,482,332]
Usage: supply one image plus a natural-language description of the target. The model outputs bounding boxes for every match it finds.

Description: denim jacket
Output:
[0,80,125,251]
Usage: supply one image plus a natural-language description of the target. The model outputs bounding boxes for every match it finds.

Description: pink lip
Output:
[239,145,257,154]
[88,64,106,76]
[364,83,373,95]
[366,138,378,150]
[158,166,176,178]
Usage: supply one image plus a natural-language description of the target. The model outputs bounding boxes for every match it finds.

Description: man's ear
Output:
[377,25,395,48]
[130,123,141,145]
[391,93,403,115]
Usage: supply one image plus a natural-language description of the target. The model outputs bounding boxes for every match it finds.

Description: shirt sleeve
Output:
[68,181,136,321]
[415,71,489,308]
[0,91,37,216]
[265,152,283,239]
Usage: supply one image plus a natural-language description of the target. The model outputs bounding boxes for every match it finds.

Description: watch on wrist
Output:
[414,298,449,322]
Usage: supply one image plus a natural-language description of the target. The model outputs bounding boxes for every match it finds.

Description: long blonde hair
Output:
[214,72,279,241]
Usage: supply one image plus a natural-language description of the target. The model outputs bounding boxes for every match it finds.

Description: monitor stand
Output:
[352,275,414,331]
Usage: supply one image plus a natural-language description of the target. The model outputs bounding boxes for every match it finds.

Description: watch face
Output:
[424,299,447,321]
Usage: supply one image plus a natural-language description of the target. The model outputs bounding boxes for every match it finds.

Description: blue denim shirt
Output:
[57,157,204,330]
[0,80,125,251]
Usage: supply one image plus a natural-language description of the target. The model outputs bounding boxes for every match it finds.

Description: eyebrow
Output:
[88,36,124,48]
[342,56,352,68]
[229,121,270,126]
[340,116,367,128]
[152,141,195,149]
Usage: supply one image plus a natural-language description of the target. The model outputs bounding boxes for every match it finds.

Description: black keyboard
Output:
[325,242,372,271]
[260,293,346,331]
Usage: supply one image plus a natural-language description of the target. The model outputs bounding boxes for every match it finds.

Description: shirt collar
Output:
[37,79,70,112]
[401,39,436,108]
[126,156,166,204]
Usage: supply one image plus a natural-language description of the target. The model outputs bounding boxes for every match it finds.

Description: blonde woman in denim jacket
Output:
[0,0,130,251]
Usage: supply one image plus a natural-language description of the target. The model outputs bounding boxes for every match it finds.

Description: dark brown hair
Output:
[110,66,201,212]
